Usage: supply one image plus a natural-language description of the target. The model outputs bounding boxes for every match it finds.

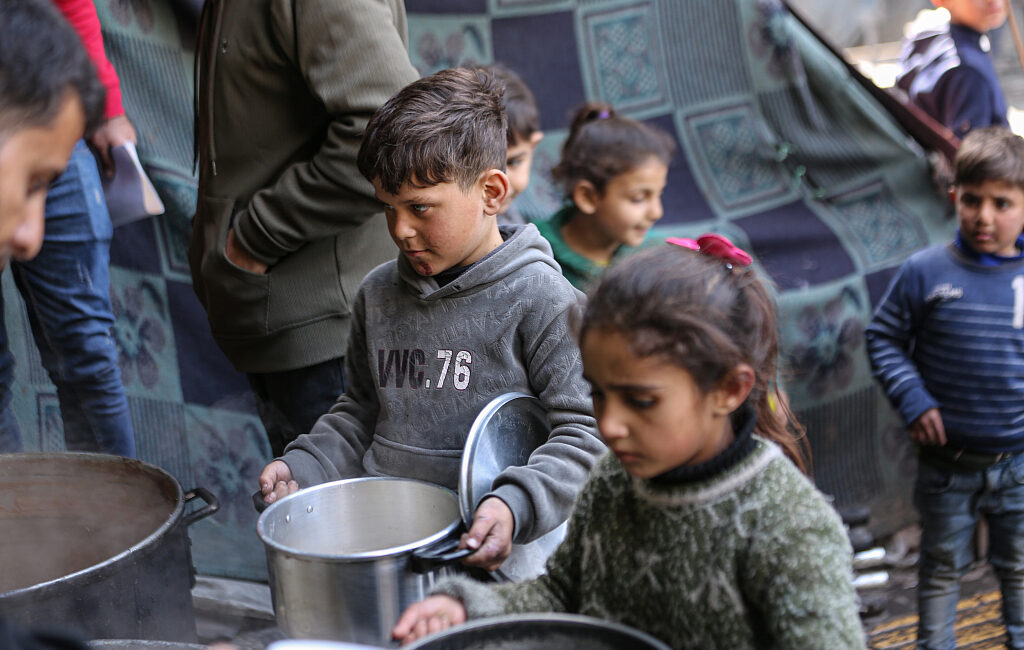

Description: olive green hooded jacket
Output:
[190,0,419,372]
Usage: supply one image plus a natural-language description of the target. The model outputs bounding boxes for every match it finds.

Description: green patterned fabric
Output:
[3,0,948,580]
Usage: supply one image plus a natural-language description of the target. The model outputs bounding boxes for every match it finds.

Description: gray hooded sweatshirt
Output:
[281,224,605,543]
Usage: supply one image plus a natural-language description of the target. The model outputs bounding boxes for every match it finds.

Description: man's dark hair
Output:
[0,0,105,138]
[357,67,507,195]
[488,63,540,146]
[955,126,1024,192]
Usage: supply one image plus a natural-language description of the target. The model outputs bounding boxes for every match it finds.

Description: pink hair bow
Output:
[665,233,752,267]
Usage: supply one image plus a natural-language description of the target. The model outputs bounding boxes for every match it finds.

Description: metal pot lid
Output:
[459,392,568,583]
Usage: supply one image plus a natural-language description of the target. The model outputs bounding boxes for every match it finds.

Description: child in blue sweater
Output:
[866,126,1024,650]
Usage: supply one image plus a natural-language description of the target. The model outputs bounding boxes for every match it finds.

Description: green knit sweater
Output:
[434,438,865,649]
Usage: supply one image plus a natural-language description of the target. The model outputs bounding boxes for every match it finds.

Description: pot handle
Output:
[182,486,220,526]
[252,489,269,513]
[410,536,475,573]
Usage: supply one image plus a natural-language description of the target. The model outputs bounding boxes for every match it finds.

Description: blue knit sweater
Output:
[866,242,1024,453]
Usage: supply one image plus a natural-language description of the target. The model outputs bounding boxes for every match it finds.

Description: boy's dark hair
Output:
[552,101,676,195]
[955,126,1024,191]
[579,244,809,475]
[0,0,105,138]
[487,63,540,146]
[357,67,507,195]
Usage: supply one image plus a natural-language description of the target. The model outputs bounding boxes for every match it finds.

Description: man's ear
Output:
[480,169,510,215]
[572,180,600,215]
[712,364,755,414]
[948,186,957,205]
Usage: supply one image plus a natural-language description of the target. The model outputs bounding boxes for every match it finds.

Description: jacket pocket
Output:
[191,195,271,339]
[266,235,349,332]
[1011,453,1024,486]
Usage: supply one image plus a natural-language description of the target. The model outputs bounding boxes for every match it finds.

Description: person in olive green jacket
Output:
[190,0,419,456]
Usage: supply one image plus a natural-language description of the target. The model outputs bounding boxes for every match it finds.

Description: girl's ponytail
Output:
[551,101,674,195]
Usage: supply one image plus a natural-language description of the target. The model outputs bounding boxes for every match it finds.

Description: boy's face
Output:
[935,0,1007,32]
[500,131,543,213]
[954,179,1024,257]
[374,170,509,277]
[0,95,84,267]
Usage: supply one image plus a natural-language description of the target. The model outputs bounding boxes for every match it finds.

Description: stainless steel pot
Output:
[257,477,468,645]
[0,453,218,642]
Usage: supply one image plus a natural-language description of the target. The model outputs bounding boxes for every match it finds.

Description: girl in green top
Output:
[393,238,864,650]
[534,102,675,291]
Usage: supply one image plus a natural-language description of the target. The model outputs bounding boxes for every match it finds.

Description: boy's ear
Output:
[712,364,755,415]
[948,186,957,205]
[530,131,544,146]
[480,169,510,216]
[572,180,600,215]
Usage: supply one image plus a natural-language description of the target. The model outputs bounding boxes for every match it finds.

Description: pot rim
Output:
[0,452,186,602]
[405,612,673,649]
[256,476,462,561]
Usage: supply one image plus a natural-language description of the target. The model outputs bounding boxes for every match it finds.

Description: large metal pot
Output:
[265,614,672,650]
[257,477,467,645]
[0,453,218,642]
[405,613,673,650]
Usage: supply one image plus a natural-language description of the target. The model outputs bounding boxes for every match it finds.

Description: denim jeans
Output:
[247,356,347,458]
[915,453,1024,650]
[0,140,135,457]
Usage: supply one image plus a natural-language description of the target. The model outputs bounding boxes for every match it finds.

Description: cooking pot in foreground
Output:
[257,477,468,644]
[0,453,218,642]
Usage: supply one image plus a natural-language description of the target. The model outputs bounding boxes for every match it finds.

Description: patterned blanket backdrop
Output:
[4,0,953,581]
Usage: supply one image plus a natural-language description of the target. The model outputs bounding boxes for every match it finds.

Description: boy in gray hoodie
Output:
[258,67,605,571]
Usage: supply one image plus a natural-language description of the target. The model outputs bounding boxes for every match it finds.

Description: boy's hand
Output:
[460,496,514,571]
[259,460,298,504]
[392,595,467,644]
[910,408,946,446]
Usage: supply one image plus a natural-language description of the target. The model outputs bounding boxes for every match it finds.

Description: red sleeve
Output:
[52,0,124,119]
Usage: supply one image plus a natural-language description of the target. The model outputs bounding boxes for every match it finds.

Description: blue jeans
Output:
[915,453,1024,649]
[0,140,135,457]
[247,356,347,458]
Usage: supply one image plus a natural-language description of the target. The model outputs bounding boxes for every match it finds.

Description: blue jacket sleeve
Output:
[864,264,940,425]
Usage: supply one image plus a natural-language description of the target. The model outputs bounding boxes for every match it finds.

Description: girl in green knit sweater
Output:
[393,237,865,649]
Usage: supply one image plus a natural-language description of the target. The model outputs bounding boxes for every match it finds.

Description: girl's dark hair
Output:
[0,0,105,137]
[551,101,676,195]
[579,244,809,474]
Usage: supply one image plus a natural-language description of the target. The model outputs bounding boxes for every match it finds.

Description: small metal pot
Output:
[257,477,469,645]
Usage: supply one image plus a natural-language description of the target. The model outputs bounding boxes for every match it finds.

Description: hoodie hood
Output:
[396,223,560,300]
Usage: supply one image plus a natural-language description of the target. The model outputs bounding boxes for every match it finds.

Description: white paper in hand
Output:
[100,142,165,227]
